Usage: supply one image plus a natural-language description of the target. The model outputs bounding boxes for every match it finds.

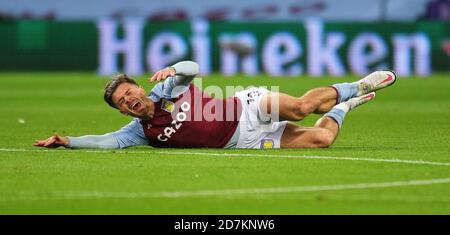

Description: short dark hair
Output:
[104,74,138,109]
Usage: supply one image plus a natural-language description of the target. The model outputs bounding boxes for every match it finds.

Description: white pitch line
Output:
[154,151,450,166]
[1,148,450,166]
[4,177,450,201]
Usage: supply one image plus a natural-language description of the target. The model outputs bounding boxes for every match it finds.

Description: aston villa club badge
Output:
[260,139,274,149]
[161,99,175,113]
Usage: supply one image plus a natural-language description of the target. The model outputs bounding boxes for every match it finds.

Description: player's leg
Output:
[333,70,397,103]
[280,92,376,148]
[280,121,337,148]
[260,87,338,122]
[260,70,396,122]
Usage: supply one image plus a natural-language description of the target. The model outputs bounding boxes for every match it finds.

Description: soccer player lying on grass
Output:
[34,61,396,149]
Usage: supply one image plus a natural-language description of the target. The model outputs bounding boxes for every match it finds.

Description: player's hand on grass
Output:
[148,66,176,83]
[33,134,69,148]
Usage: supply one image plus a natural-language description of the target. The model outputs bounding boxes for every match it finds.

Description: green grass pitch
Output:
[0,72,449,214]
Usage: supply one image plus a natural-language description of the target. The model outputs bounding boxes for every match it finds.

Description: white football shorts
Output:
[233,87,288,149]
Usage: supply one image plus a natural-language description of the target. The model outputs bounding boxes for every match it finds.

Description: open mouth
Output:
[130,100,142,112]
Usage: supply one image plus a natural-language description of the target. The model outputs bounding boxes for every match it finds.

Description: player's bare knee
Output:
[316,129,335,148]
[292,98,319,120]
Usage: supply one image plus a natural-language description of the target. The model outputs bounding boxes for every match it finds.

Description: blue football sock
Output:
[324,103,349,128]
[332,82,359,103]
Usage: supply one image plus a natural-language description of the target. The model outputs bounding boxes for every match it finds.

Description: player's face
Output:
[112,83,154,119]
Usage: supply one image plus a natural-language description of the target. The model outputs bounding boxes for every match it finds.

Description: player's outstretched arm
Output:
[33,119,150,149]
[33,133,121,149]
[33,134,69,148]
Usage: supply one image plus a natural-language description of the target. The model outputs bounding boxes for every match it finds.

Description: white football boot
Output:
[355,70,397,96]
[346,92,376,111]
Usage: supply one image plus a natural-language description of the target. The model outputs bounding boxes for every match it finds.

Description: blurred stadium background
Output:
[0,0,449,215]
[0,0,449,76]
